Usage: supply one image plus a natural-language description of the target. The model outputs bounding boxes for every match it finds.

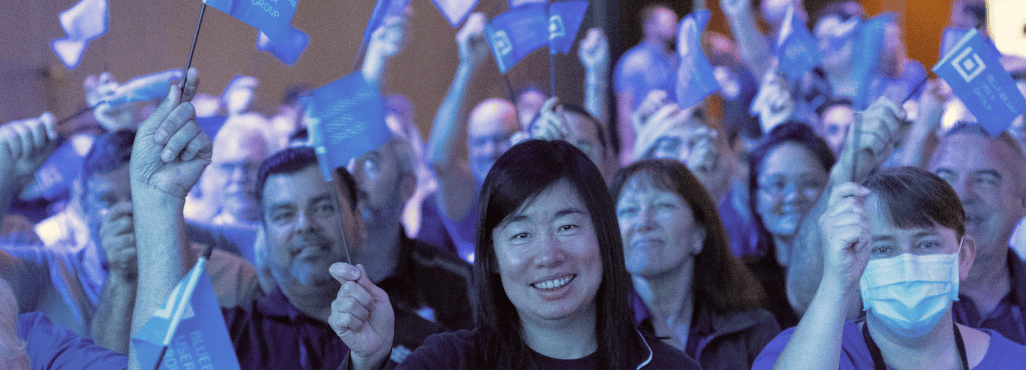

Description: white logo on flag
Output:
[677,17,696,57]
[492,30,512,56]
[952,46,986,82]
[549,15,565,40]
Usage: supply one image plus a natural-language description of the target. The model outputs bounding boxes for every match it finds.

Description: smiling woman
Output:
[332,139,700,370]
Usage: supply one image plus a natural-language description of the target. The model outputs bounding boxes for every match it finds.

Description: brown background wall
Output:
[0,0,951,142]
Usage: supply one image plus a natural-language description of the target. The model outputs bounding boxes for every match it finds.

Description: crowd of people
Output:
[2,0,1026,368]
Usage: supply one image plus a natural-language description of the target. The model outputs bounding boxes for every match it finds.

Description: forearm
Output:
[616,94,635,165]
[897,109,942,169]
[724,10,774,80]
[772,280,854,370]
[129,195,189,337]
[361,50,391,91]
[91,274,137,353]
[427,64,475,168]
[584,69,609,127]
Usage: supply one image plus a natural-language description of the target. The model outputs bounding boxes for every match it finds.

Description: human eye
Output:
[312,201,336,218]
[915,240,944,252]
[870,244,895,258]
[558,224,579,233]
[616,205,638,218]
[974,172,999,187]
[270,209,295,224]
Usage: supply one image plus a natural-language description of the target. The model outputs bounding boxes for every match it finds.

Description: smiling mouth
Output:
[532,275,575,290]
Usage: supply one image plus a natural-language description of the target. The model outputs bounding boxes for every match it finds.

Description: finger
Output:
[339,280,374,308]
[180,68,200,103]
[180,127,212,162]
[12,121,30,161]
[330,262,362,283]
[144,86,183,141]
[38,112,57,141]
[356,264,391,303]
[153,101,195,151]
[333,296,371,323]
[161,117,202,163]
[27,117,49,154]
[334,311,366,333]
[828,182,871,207]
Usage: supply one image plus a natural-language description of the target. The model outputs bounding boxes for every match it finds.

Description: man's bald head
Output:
[212,115,276,223]
[467,98,519,182]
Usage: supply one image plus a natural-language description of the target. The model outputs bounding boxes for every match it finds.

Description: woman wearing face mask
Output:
[331,140,700,370]
[753,166,1026,369]
[746,122,834,329]
[612,159,781,369]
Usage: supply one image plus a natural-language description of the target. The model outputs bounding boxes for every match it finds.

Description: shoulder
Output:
[642,334,702,369]
[407,238,472,279]
[18,312,128,369]
[396,330,480,370]
[978,329,1026,368]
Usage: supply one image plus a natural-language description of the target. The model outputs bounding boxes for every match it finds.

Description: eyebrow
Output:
[553,208,587,220]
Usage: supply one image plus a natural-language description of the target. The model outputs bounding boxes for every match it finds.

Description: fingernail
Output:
[154,131,168,144]
[162,150,173,162]
[346,268,360,280]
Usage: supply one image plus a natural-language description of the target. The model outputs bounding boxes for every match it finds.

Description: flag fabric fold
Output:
[106,70,185,107]
[305,72,393,181]
[675,9,721,110]
[258,26,309,66]
[431,0,481,27]
[934,28,1026,137]
[548,1,589,55]
[775,4,821,83]
[50,0,109,69]
[485,4,549,73]
[131,258,240,370]
[203,0,298,43]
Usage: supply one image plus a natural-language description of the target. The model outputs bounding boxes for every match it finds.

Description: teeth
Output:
[534,276,572,290]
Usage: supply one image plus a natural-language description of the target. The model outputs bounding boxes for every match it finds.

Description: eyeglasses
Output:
[757,175,825,199]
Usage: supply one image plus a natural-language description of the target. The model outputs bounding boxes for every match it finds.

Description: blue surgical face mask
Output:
[859,240,962,338]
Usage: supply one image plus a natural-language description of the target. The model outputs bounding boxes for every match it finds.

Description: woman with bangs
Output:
[612,159,781,369]
[331,139,699,369]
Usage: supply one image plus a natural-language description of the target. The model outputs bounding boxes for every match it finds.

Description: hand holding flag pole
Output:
[180,3,208,97]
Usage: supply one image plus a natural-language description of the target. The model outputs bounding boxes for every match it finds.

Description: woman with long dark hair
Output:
[331,139,699,369]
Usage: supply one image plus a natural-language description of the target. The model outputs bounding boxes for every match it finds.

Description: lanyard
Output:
[861,322,969,370]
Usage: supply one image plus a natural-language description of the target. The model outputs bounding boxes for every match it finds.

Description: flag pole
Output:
[549,52,556,98]
[150,257,209,370]
[329,167,353,264]
[502,73,526,129]
[56,105,95,127]
[181,3,208,97]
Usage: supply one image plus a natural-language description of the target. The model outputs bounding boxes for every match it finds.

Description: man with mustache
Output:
[929,123,1026,345]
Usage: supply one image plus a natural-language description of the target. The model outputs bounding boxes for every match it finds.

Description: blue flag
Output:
[106,69,185,107]
[775,4,820,83]
[431,0,481,27]
[850,13,895,109]
[258,27,309,66]
[675,10,721,109]
[934,28,1026,136]
[361,0,411,57]
[50,0,108,69]
[510,0,546,9]
[132,258,240,370]
[485,4,548,73]
[548,1,588,55]
[203,0,298,43]
[305,72,393,181]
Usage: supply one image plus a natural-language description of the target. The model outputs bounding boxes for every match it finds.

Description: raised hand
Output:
[368,9,411,59]
[99,202,137,280]
[330,262,394,370]
[750,71,795,132]
[129,68,211,201]
[456,13,490,68]
[834,97,905,184]
[529,97,569,141]
[578,28,609,74]
[85,72,134,131]
[0,112,57,186]
[818,182,871,292]
[719,0,752,17]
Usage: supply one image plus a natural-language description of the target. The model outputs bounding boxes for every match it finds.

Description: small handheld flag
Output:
[305,72,393,182]
[775,4,821,83]
[485,4,549,74]
[107,70,185,107]
[675,10,721,110]
[50,0,109,69]
[131,257,241,370]
[548,1,589,55]
[356,0,411,69]
[933,28,1026,136]
[202,0,299,43]
[258,27,309,66]
[850,13,895,110]
[431,0,481,28]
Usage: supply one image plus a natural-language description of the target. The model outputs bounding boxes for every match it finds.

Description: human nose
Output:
[533,233,567,269]
[637,205,658,232]
[295,209,319,232]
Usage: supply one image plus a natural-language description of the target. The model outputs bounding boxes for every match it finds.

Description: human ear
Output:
[691,226,706,256]
[958,235,977,281]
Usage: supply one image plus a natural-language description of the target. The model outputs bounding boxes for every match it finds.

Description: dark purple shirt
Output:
[952,248,1026,345]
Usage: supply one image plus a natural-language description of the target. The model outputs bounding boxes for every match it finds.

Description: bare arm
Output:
[90,202,137,353]
[786,98,904,315]
[426,13,489,221]
[719,0,774,81]
[579,28,610,127]
[128,69,211,369]
[896,80,947,169]
[774,183,870,369]
[361,10,410,90]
